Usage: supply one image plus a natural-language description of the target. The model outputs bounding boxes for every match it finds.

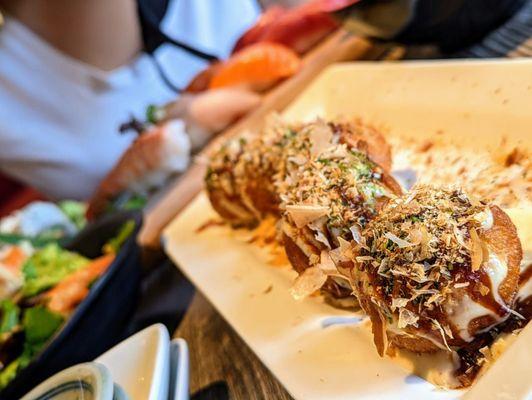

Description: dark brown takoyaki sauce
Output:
[454,304,530,387]
[460,266,508,316]
[455,262,531,386]
[520,263,532,286]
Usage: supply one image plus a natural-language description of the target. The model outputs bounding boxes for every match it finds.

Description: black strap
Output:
[396,0,526,52]
[137,0,219,61]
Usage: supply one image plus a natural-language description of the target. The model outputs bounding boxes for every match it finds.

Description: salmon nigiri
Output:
[86,120,191,220]
[87,88,261,220]
[209,42,301,92]
[233,0,361,54]
[184,62,222,93]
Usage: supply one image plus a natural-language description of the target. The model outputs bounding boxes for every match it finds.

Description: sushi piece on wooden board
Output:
[87,88,261,220]
[186,43,301,93]
[233,0,361,54]
[185,0,361,93]
[86,121,191,220]
[209,43,301,92]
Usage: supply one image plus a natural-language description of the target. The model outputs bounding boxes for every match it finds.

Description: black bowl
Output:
[0,212,143,399]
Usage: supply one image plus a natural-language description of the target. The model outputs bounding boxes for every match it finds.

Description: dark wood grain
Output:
[173,292,294,400]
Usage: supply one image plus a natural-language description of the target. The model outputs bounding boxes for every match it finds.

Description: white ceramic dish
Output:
[96,324,170,400]
[21,325,187,400]
[21,362,114,400]
[169,339,190,400]
[164,59,532,400]
[462,322,532,400]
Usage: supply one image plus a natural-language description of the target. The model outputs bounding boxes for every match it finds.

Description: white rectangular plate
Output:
[164,59,532,400]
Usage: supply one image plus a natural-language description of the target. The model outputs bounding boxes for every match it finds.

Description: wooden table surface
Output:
[174,292,294,400]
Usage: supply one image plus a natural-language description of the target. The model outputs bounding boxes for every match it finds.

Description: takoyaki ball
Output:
[351,186,522,356]
[206,118,395,226]
[206,117,395,227]
[206,136,261,227]
[280,144,402,303]
[331,119,392,171]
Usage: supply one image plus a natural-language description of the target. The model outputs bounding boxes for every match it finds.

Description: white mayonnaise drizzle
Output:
[480,208,494,230]
[446,253,509,342]
[484,253,508,306]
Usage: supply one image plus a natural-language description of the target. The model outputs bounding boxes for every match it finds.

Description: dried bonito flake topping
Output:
[352,185,519,350]
[390,137,532,209]
[207,117,354,220]
[289,266,327,300]
[286,204,329,228]
[280,142,394,241]
[398,308,419,328]
[206,115,398,230]
[206,116,336,225]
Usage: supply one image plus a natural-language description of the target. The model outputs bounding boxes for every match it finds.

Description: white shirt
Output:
[0,0,259,200]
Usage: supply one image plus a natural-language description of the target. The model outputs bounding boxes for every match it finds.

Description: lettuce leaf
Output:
[103,220,135,255]
[0,306,63,389]
[0,357,21,389]
[23,306,63,344]
[22,244,89,297]
[0,300,19,334]
[58,200,87,230]
[0,231,64,248]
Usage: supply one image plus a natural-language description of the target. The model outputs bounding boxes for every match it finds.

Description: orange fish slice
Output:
[45,253,115,314]
[1,246,27,272]
[209,42,301,92]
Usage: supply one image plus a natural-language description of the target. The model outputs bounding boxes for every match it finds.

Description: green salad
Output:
[0,220,135,389]
[22,244,89,297]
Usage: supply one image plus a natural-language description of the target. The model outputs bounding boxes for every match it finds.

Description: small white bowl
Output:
[96,324,170,400]
[169,338,190,400]
[21,362,114,400]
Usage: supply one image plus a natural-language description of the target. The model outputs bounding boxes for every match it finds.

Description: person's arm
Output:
[0,0,142,71]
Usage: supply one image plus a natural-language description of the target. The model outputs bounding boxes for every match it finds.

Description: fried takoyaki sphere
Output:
[331,119,392,171]
[351,186,522,356]
[206,135,279,227]
[280,144,402,306]
[205,117,307,227]
[206,117,393,227]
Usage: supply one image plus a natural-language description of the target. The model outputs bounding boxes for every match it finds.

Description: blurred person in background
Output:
[0,0,264,201]
[0,0,530,205]
[342,0,530,58]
